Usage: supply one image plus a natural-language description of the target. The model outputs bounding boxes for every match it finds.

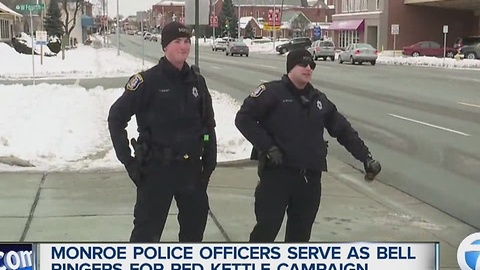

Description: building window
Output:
[354,0,360,12]
[361,0,368,11]
[376,0,380,10]
[342,0,348,13]
[338,30,359,48]
[0,20,10,39]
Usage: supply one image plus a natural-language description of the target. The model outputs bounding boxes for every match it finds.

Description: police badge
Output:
[126,74,144,91]
[250,84,266,98]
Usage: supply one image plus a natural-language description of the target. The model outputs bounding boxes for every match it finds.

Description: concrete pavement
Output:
[0,157,476,270]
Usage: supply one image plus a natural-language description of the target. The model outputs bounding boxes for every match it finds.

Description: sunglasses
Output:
[298,56,316,70]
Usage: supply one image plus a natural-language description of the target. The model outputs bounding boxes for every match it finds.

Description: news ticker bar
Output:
[1,242,440,270]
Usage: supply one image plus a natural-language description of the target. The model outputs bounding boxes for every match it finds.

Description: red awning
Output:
[329,19,364,30]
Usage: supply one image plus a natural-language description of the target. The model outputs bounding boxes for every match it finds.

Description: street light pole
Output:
[273,0,276,49]
[116,0,120,55]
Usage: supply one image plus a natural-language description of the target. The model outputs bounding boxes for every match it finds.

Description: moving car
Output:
[338,43,378,65]
[212,39,227,51]
[226,41,249,57]
[275,37,311,54]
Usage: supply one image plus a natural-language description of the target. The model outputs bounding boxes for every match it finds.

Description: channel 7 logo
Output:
[458,232,480,270]
[0,244,34,270]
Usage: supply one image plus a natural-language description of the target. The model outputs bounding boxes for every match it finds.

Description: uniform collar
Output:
[282,75,314,94]
[159,57,195,81]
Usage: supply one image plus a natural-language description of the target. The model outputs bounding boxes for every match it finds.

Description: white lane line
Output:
[458,101,480,108]
[388,113,470,137]
[259,64,278,69]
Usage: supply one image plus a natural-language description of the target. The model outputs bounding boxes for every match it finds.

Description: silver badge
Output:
[192,87,199,97]
[317,100,323,110]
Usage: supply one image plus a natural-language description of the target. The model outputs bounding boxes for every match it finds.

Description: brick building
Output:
[152,0,336,39]
[330,0,479,51]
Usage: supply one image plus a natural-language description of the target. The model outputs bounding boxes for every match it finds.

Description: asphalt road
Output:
[4,34,479,230]
[114,34,480,229]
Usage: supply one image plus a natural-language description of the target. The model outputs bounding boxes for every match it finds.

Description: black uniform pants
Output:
[249,166,322,242]
[129,158,209,242]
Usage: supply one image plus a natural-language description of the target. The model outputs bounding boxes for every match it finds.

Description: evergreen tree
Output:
[44,0,64,38]
[219,0,238,38]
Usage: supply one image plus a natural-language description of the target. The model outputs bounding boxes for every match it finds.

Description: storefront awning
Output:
[328,19,364,31]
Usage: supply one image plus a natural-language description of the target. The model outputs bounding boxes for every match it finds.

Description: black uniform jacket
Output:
[235,75,370,172]
[108,57,217,172]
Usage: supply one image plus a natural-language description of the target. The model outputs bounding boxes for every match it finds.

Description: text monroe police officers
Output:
[44,244,420,270]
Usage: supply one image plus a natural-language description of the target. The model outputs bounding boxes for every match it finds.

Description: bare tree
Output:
[60,0,84,41]
[58,0,83,59]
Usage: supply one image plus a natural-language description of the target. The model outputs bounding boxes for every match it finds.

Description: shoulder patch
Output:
[250,84,267,98]
[126,74,144,91]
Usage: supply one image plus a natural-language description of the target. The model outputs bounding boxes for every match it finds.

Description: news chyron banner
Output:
[38,243,439,270]
[0,243,36,270]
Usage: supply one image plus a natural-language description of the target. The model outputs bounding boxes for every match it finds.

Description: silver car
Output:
[308,40,336,61]
[338,43,378,65]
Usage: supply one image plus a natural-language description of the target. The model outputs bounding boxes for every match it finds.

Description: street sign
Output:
[391,24,399,35]
[443,25,448,34]
[313,26,322,40]
[35,30,48,45]
[185,0,209,25]
[15,3,45,12]
[209,15,218,28]
[267,9,281,27]
[264,25,280,31]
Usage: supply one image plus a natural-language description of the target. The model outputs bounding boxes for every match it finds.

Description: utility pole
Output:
[237,0,240,39]
[116,0,120,55]
[195,0,199,67]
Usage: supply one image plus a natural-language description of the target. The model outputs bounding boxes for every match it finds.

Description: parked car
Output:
[212,39,227,51]
[455,36,480,59]
[454,36,480,50]
[338,43,378,65]
[402,41,456,58]
[226,41,249,57]
[308,40,335,61]
[275,37,311,54]
[458,44,480,60]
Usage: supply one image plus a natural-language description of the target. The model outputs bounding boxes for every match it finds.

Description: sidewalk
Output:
[0,157,475,269]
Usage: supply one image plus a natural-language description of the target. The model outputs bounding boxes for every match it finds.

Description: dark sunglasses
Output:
[298,56,316,70]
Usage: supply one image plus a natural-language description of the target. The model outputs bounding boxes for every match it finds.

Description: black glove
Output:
[266,146,283,165]
[364,157,381,182]
[125,158,143,187]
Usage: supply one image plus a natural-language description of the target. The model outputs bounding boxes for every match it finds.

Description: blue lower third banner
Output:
[39,243,438,270]
[0,243,36,270]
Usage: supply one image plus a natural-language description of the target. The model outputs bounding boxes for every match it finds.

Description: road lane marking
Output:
[458,102,480,108]
[388,113,470,137]
[259,64,278,69]
[211,66,221,70]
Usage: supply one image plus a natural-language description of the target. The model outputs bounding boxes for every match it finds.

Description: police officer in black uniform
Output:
[107,22,217,242]
[235,49,381,243]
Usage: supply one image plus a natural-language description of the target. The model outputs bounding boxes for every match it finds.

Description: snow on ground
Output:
[376,55,480,69]
[0,84,252,172]
[0,42,155,80]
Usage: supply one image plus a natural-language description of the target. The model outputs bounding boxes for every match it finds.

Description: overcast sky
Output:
[105,0,162,17]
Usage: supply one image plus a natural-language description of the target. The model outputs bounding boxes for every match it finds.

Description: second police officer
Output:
[235,49,382,243]
[108,22,217,243]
